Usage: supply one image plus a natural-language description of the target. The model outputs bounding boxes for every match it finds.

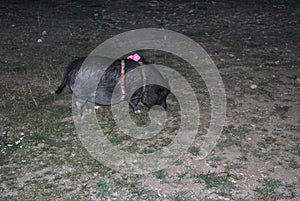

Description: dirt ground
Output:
[0,0,299,200]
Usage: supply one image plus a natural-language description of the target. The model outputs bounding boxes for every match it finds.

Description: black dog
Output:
[56,55,170,119]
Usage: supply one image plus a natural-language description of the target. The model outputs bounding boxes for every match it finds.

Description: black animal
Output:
[56,56,170,119]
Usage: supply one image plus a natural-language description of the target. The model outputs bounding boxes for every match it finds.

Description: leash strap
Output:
[121,60,126,100]
[139,61,146,93]
[120,59,146,101]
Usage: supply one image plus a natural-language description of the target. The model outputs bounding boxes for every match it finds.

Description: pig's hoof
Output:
[77,115,84,121]
[86,108,93,113]
[134,109,141,114]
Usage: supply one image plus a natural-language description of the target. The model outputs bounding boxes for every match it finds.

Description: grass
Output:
[95,175,165,200]
[287,158,300,169]
[194,172,236,197]
[254,178,282,200]
[171,191,196,201]
[1,58,296,201]
[225,162,244,171]
[28,130,49,142]
[208,156,224,168]
[94,99,180,155]
[153,169,167,180]
[0,96,76,165]
[274,104,290,119]
[232,127,249,139]
[217,125,251,150]
[97,179,110,199]
[291,144,300,156]
[256,0,300,4]
[188,146,200,156]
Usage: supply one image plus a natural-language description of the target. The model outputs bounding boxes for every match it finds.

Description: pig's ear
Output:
[157,87,170,96]
[157,88,164,96]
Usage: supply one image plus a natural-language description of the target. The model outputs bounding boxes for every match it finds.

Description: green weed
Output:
[188,146,200,156]
[194,172,235,196]
[208,156,224,168]
[153,169,167,180]
[97,179,109,199]
[171,191,196,201]
[254,178,281,200]
[274,104,290,119]
[287,158,300,169]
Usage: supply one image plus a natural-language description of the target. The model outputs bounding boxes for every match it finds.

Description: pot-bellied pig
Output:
[55,54,170,119]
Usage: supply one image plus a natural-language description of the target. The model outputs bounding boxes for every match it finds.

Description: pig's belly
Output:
[94,85,122,106]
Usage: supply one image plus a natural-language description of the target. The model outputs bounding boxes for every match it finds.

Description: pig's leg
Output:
[129,97,141,114]
[76,99,87,120]
[85,102,93,114]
